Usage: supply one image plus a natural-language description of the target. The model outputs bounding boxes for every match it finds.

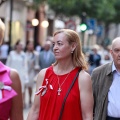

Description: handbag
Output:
[58,68,81,120]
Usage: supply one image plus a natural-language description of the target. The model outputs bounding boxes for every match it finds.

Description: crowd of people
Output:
[0,18,120,120]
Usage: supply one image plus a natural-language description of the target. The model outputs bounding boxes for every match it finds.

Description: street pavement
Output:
[24,106,30,120]
[23,83,36,120]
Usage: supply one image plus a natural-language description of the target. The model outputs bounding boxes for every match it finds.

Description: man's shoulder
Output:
[93,62,112,73]
[39,51,44,56]
[40,50,45,53]
[9,50,15,55]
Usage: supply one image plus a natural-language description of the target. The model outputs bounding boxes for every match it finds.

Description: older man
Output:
[92,37,120,120]
[39,41,55,69]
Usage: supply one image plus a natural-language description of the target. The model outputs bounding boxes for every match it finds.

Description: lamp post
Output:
[9,0,13,52]
[32,18,39,26]
[32,18,39,48]
[32,17,39,49]
[80,23,87,51]
[41,20,49,28]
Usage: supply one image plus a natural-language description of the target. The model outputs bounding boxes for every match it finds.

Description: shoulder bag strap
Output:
[58,68,82,120]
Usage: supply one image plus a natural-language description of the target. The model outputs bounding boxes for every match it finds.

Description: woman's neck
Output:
[55,59,74,74]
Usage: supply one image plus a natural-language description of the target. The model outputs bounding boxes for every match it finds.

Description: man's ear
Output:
[110,49,113,57]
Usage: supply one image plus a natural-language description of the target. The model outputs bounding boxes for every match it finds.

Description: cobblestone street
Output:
[23,83,36,120]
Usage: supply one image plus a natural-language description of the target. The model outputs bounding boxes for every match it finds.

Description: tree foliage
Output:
[31,0,46,8]
[34,0,120,30]
[47,0,120,40]
[47,0,118,23]
[47,0,91,17]
[113,0,120,23]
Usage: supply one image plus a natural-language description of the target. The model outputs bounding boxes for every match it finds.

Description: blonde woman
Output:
[25,40,40,106]
[27,29,93,120]
[6,40,28,106]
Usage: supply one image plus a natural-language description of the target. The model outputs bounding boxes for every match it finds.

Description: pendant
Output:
[57,87,61,95]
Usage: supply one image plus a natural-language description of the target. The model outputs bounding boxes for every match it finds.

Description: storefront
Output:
[0,0,27,48]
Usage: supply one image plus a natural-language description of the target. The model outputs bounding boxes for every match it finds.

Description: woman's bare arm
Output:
[79,70,94,120]
[10,69,23,120]
[27,68,47,120]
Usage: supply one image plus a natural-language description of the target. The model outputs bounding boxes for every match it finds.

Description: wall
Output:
[0,1,27,48]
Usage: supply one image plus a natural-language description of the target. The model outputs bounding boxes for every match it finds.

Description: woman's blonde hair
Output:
[53,29,88,70]
[0,19,5,45]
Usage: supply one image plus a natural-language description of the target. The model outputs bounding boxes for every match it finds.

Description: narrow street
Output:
[23,83,36,120]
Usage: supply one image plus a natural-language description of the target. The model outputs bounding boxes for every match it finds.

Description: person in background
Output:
[0,19,23,119]
[88,45,101,74]
[92,37,120,120]
[6,40,28,107]
[27,29,93,120]
[35,44,44,53]
[0,41,9,64]
[25,40,40,107]
[39,40,55,69]
[101,54,112,65]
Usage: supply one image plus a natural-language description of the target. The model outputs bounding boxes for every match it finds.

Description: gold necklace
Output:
[56,67,73,95]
